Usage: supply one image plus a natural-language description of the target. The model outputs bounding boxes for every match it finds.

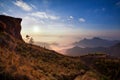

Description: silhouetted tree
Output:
[26,35,30,39]
[26,35,34,44]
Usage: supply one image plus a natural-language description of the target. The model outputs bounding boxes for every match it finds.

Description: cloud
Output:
[70,16,74,19]
[79,18,86,22]
[13,0,32,11]
[68,16,74,21]
[30,12,60,20]
[2,12,8,15]
[30,12,48,19]
[49,15,59,20]
[40,20,45,24]
[21,15,45,27]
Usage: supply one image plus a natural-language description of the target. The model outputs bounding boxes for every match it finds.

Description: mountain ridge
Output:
[74,37,120,48]
[66,46,106,56]
[66,42,120,57]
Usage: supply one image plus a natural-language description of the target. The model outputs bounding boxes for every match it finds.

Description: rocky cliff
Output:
[0,15,23,41]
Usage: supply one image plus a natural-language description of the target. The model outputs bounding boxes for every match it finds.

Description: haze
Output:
[0,0,120,53]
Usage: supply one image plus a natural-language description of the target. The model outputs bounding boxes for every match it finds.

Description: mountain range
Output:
[66,46,106,56]
[66,37,120,57]
[74,37,119,48]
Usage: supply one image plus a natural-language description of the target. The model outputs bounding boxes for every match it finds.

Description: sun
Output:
[33,26,40,33]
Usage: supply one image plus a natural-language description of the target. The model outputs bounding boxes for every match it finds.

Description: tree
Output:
[26,35,30,39]
[29,37,34,44]
[26,35,34,44]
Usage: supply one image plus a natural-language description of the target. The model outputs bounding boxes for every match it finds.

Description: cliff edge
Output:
[0,15,23,41]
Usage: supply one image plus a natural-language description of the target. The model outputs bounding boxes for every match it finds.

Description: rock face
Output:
[0,15,23,41]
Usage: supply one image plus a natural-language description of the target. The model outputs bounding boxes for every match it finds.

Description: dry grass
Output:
[0,48,50,80]
[0,32,108,80]
[0,44,89,80]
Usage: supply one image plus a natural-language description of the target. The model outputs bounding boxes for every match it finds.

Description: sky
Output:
[0,0,120,52]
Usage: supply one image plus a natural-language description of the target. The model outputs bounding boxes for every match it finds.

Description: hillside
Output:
[0,15,120,80]
[107,43,120,57]
[0,34,88,80]
[80,54,120,80]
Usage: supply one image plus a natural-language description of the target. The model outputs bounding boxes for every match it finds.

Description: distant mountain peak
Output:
[74,37,120,48]
[83,38,87,40]
[93,37,102,40]
[74,46,80,48]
